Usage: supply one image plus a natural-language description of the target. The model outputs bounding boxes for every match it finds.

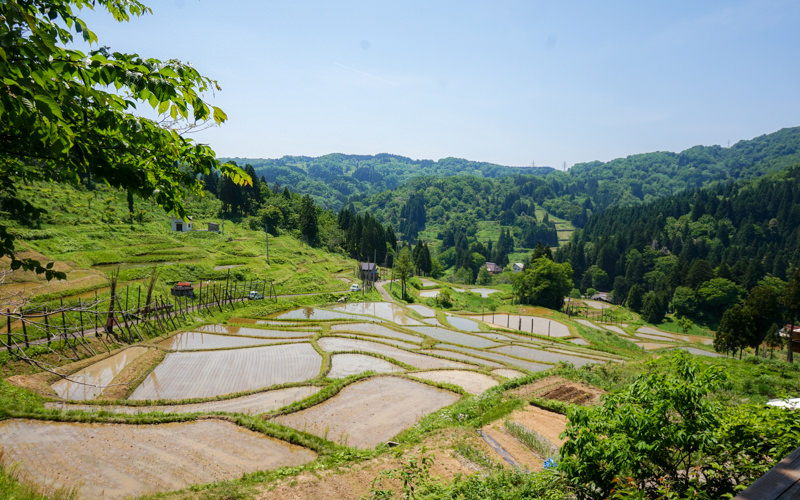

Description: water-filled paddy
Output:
[130,343,322,400]
[328,354,404,378]
[318,337,471,369]
[492,368,525,379]
[52,347,149,401]
[447,345,551,372]
[405,326,497,349]
[159,332,285,351]
[407,304,436,317]
[46,386,322,415]
[412,370,499,395]
[198,324,315,337]
[273,376,459,449]
[492,345,599,367]
[275,307,360,321]
[445,316,482,332]
[480,314,571,338]
[423,349,504,368]
[330,323,422,343]
[330,302,423,325]
[0,418,316,500]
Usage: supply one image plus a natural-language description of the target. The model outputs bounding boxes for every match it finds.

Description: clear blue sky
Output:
[80,0,800,168]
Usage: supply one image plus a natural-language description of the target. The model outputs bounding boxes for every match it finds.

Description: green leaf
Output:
[212,106,227,123]
[34,94,63,119]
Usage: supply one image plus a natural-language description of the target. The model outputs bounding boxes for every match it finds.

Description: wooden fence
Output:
[0,278,273,358]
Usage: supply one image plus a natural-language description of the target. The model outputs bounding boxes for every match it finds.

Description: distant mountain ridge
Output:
[221,126,800,215]
[219,153,553,210]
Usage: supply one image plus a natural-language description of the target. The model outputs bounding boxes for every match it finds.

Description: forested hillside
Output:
[556,164,800,347]
[221,154,552,210]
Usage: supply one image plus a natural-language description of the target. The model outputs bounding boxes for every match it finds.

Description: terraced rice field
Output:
[11,300,644,499]
[275,308,359,320]
[480,314,571,338]
[423,349,505,368]
[318,337,471,369]
[130,343,322,400]
[330,322,423,343]
[330,302,424,325]
[272,376,459,448]
[160,331,285,350]
[0,418,316,500]
[445,315,482,331]
[46,386,321,415]
[405,326,497,348]
[52,347,149,400]
[492,344,600,367]
[411,370,499,395]
[328,354,404,378]
[198,324,315,337]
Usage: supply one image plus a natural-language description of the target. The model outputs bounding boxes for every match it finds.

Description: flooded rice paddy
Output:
[130,343,322,400]
[159,331,286,350]
[480,314,571,338]
[406,325,497,348]
[330,302,424,325]
[318,337,471,369]
[0,418,316,500]
[46,386,321,415]
[330,322,422,343]
[328,354,404,378]
[273,376,459,449]
[445,315,482,331]
[52,347,149,401]
[13,299,685,498]
[411,370,499,395]
[197,323,315,337]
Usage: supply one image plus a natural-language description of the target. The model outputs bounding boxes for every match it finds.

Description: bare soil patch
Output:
[0,418,316,500]
[272,376,460,449]
[480,405,566,471]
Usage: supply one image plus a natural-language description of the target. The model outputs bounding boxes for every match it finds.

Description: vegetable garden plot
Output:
[273,376,459,449]
[327,354,404,378]
[0,418,316,500]
[160,332,285,351]
[423,349,505,368]
[447,346,551,372]
[198,324,315,338]
[491,345,601,368]
[405,326,498,349]
[330,302,423,325]
[130,344,322,400]
[330,323,423,343]
[46,386,321,415]
[411,370,499,395]
[318,337,471,369]
[52,347,149,401]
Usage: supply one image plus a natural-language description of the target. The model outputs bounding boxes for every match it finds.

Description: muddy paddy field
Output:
[1,300,716,499]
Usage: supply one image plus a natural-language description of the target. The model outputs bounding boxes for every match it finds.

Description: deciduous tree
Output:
[0,0,248,279]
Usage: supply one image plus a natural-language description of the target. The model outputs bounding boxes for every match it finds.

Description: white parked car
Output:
[349,283,360,292]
